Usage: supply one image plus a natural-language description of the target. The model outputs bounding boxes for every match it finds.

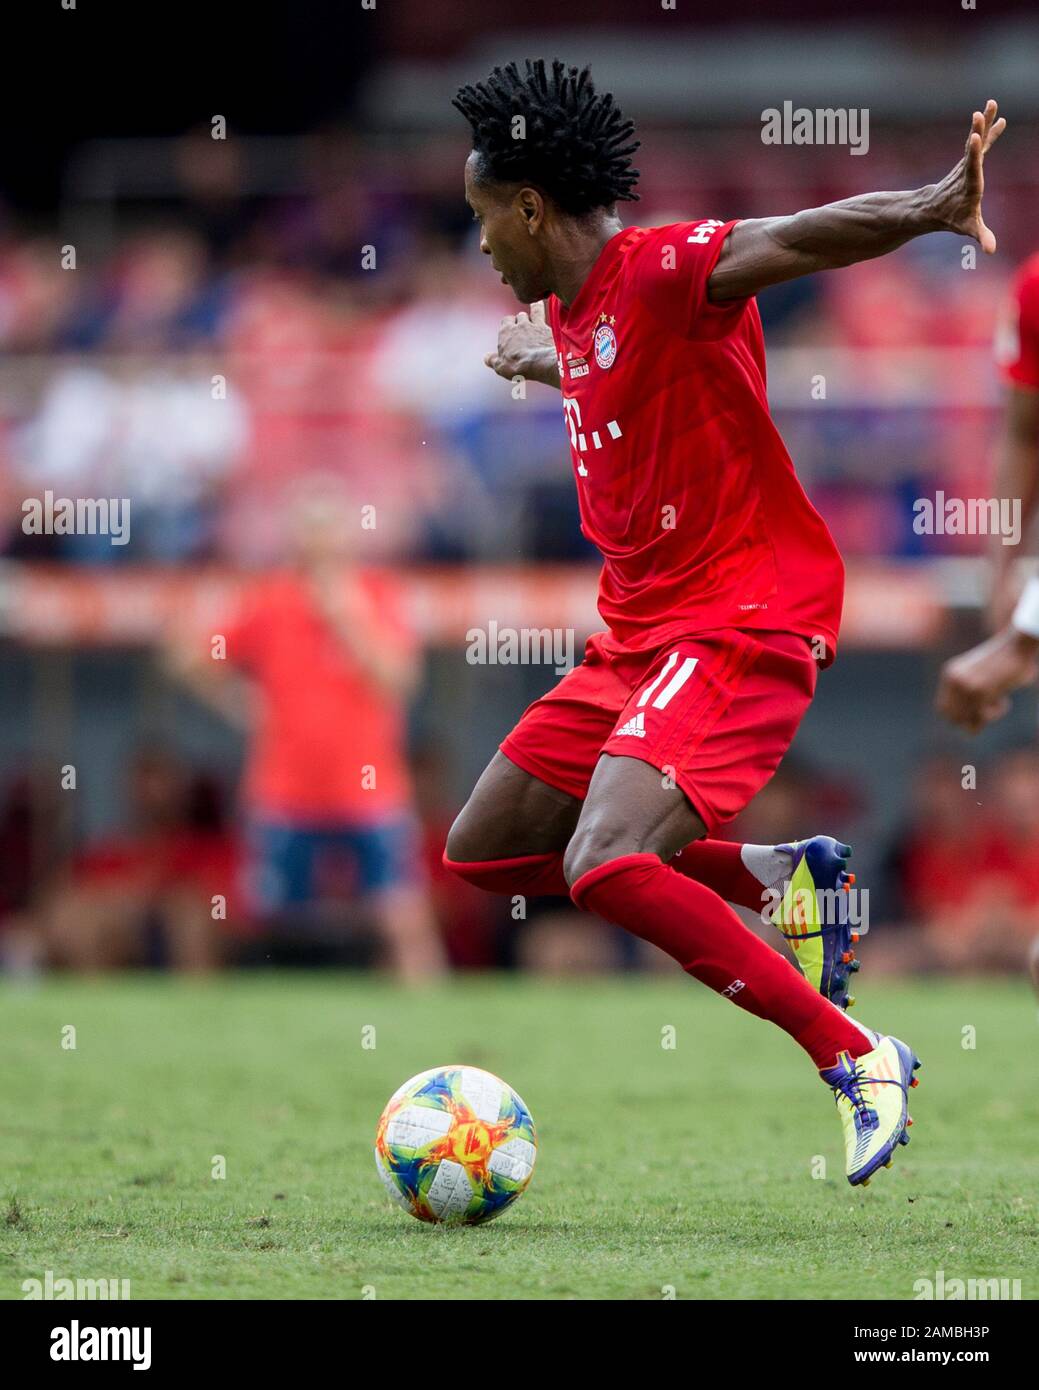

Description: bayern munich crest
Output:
[594,321,618,369]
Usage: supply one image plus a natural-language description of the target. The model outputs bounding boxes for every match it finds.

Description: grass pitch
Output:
[1,972,1036,1300]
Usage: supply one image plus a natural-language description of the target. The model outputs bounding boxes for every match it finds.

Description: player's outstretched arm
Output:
[709,101,1006,302]
[485,301,561,389]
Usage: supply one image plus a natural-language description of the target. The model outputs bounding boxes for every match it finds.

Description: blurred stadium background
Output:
[3,0,1039,984]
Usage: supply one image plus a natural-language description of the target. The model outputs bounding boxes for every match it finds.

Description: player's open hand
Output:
[935,625,1038,734]
[931,100,1006,254]
[485,302,560,388]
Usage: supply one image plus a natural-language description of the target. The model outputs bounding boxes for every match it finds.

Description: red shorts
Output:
[500,628,818,833]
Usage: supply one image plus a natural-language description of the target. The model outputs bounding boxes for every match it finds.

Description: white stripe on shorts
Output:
[636,651,679,707]
[650,656,699,709]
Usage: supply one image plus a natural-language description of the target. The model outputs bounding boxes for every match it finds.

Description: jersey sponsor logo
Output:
[594,321,618,369]
[614,711,646,738]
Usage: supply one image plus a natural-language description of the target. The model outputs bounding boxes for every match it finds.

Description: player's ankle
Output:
[740,842,795,888]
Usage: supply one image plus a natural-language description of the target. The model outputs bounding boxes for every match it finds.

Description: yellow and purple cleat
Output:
[771,836,860,1010]
[820,1034,921,1186]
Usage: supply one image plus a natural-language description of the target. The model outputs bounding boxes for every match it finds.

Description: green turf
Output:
[1,972,1036,1300]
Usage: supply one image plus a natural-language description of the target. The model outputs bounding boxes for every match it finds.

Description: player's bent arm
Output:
[324,620,420,698]
[485,302,561,389]
[160,636,255,729]
[308,576,421,698]
[709,101,1006,302]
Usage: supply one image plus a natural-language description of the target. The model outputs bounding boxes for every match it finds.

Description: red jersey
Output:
[996,252,1039,390]
[546,220,845,663]
[224,570,415,823]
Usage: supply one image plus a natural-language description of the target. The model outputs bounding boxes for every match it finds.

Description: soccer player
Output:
[936,248,1039,996]
[937,248,1039,734]
[446,60,1004,1185]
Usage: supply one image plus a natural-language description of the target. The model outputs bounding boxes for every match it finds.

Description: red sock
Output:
[670,838,769,910]
[570,853,872,1069]
[445,840,767,905]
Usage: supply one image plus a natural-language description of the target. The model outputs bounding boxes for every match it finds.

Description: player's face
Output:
[465,153,549,304]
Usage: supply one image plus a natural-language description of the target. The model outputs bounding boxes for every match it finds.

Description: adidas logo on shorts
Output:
[615,712,646,738]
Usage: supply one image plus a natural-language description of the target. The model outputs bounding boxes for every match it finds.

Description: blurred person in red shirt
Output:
[169,477,446,980]
[935,251,1039,991]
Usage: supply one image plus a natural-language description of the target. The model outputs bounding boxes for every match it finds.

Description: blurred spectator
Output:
[891,748,1039,972]
[0,126,1025,571]
[35,747,237,972]
[167,475,447,980]
[10,357,248,563]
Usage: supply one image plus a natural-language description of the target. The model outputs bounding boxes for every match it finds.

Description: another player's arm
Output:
[709,102,1006,302]
[936,621,1039,735]
[988,386,1039,628]
[485,300,560,389]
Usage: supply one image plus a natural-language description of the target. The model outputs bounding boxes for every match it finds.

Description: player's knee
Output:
[444,807,483,867]
[563,822,637,889]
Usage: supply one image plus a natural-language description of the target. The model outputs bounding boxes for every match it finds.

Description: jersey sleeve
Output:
[627,220,751,342]
[996,260,1039,390]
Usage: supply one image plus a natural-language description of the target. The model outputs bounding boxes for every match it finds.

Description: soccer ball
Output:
[374,1065,537,1224]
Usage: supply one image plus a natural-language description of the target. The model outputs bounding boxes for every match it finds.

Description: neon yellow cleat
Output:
[820,1035,921,1186]
[772,836,859,1009]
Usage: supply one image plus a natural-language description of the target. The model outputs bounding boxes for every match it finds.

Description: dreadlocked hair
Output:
[453,59,640,215]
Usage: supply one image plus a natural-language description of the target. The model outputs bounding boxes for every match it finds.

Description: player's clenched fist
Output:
[936,626,1039,733]
[484,301,560,389]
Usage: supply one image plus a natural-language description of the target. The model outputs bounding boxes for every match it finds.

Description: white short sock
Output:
[739,842,795,889]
